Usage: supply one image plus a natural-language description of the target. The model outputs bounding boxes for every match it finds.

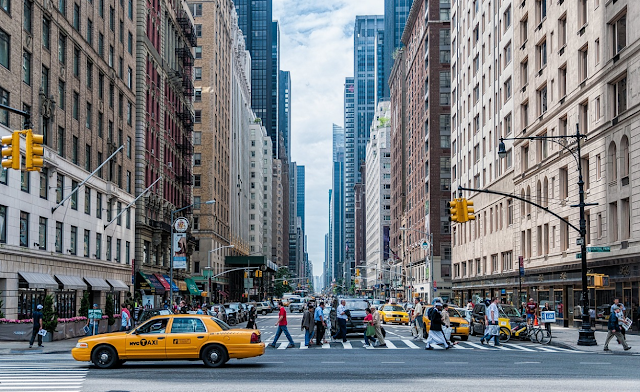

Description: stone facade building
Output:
[0,0,136,318]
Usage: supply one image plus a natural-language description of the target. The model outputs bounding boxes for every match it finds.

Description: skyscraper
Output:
[271,21,281,158]
[346,16,384,283]
[329,124,345,284]
[235,0,274,147]
[382,0,414,100]
[297,166,306,233]
[279,71,292,162]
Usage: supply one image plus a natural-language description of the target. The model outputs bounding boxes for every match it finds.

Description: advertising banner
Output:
[173,233,187,269]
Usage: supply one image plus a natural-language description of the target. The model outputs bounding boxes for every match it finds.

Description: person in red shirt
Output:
[268,301,295,348]
[526,298,537,325]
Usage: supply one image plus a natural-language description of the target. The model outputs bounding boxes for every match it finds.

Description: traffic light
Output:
[255,270,261,278]
[355,268,360,276]
[448,199,462,223]
[283,280,288,286]
[26,130,44,171]
[1,131,20,170]
[462,198,476,221]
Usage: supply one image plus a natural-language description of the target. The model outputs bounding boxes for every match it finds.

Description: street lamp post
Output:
[400,227,434,303]
[206,245,235,303]
[170,200,215,306]
[498,125,596,346]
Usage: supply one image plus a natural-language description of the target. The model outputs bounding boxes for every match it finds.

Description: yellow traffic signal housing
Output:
[594,275,603,287]
[26,130,44,171]
[463,199,476,221]
[355,268,360,276]
[1,132,20,170]
[448,199,462,223]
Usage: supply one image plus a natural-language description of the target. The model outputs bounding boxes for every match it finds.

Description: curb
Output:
[548,340,576,350]
[1,349,71,355]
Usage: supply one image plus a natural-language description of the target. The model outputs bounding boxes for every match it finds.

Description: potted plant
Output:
[42,294,58,342]
[79,291,90,319]
[105,294,116,332]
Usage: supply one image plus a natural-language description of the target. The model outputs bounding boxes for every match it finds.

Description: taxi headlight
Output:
[500,321,507,326]
[460,323,469,328]
[75,342,89,349]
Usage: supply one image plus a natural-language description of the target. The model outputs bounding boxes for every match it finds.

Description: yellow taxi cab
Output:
[422,305,470,341]
[378,304,410,325]
[72,314,264,369]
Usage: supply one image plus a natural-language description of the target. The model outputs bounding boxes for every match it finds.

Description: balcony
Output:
[177,109,194,131]
[182,76,194,96]
[176,11,197,47]
[176,47,194,67]
[177,141,194,156]
[178,174,193,186]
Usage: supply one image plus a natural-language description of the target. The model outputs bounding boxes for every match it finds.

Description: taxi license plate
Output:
[395,318,401,321]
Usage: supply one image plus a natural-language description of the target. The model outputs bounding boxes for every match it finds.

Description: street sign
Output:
[173,217,189,232]
[421,241,430,250]
[587,246,610,252]
[88,309,102,320]
[576,237,584,246]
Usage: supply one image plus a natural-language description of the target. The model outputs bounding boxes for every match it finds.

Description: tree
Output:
[79,291,90,318]
[105,294,116,326]
[273,267,292,298]
[42,294,58,334]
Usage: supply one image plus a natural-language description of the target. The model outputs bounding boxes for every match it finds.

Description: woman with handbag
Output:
[363,308,377,347]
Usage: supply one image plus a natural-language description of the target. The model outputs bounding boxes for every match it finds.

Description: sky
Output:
[273,0,384,282]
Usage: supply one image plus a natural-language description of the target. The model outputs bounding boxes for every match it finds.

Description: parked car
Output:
[289,298,305,313]
[255,302,273,315]
[207,304,228,323]
[225,303,246,323]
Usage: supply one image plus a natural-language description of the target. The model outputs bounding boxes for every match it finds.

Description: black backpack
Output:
[426,307,437,320]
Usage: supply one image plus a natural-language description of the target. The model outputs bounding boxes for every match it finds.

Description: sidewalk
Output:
[0,338,79,355]
[549,326,640,355]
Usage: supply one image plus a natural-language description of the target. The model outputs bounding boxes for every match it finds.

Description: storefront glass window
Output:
[18,289,46,320]
[55,291,77,319]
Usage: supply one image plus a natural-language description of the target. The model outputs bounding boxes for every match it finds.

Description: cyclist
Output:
[525,298,538,326]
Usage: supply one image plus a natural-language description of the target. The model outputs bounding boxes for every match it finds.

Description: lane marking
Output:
[381,361,405,364]
[464,342,493,350]
[514,361,541,364]
[536,347,560,352]
[342,341,352,349]
[277,342,288,350]
[321,361,345,364]
[445,361,469,365]
[385,340,398,349]
[322,343,330,349]
[580,362,611,365]
[402,339,420,349]
[503,343,536,352]
[452,343,473,349]
[257,361,284,364]
[299,344,308,349]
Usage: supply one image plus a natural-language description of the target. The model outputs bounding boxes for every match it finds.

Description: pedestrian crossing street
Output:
[0,362,88,392]
[260,333,584,353]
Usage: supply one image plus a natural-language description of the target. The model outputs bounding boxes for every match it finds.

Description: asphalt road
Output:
[3,313,640,392]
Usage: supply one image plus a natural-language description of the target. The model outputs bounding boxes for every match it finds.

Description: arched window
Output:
[620,135,629,179]
[536,180,542,207]
[520,189,526,218]
[608,141,617,180]
[543,177,549,207]
[526,185,531,216]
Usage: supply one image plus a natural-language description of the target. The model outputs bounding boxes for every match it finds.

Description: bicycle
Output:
[512,322,552,344]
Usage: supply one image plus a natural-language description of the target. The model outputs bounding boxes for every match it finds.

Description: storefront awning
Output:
[184,278,201,295]
[137,272,155,294]
[18,271,59,290]
[154,274,171,291]
[54,275,87,290]
[177,280,188,291]
[106,279,129,291]
[84,277,111,291]
[163,275,179,292]
[146,274,166,295]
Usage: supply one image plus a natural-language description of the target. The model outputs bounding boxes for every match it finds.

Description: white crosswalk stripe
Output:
[384,340,398,349]
[342,341,352,349]
[402,339,420,349]
[0,363,87,392]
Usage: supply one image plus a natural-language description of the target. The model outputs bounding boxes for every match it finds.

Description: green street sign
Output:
[88,309,102,320]
[587,246,610,252]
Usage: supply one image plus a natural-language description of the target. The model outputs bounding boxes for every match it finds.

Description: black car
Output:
[341,299,370,334]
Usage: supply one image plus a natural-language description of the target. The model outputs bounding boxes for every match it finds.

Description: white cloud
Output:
[274,0,384,281]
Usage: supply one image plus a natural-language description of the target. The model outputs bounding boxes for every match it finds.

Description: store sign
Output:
[173,233,187,269]
[173,218,189,232]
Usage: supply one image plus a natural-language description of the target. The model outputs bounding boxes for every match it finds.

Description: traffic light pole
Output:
[0,103,31,129]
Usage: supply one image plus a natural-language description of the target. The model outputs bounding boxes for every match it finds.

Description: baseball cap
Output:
[36,304,43,310]
[93,303,98,307]
[612,305,619,311]
[435,302,443,307]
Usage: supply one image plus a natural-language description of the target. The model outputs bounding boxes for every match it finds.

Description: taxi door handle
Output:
[157,337,165,340]
[197,336,205,339]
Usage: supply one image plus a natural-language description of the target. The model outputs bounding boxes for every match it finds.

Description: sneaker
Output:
[425,346,433,350]
[267,343,276,348]
[38,345,44,348]
[287,343,295,348]
[603,347,611,351]
[480,339,485,345]
[363,344,369,348]
[28,345,32,348]
[624,346,632,351]
[377,344,386,347]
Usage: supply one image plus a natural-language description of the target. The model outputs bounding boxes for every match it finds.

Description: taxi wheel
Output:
[262,310,267,315]
[202,344,228,368]
[91,345,119,369]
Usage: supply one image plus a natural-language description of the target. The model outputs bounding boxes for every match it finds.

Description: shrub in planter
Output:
[42,294,58,336]
[79,291,90,318]
[105,294,116,331]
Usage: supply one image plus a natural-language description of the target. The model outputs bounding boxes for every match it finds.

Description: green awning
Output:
[184,277,201,295]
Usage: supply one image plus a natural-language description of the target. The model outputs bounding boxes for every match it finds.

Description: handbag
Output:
[365,324,376,337]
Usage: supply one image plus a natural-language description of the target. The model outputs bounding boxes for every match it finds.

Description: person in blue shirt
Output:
[314,302,326,346]
[604,305,631,352]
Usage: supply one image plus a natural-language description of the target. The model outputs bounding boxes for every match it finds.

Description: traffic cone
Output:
[534,316,538,326]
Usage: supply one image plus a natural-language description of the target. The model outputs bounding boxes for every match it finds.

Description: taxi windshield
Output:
[344,300,369,310]
[383,305,404,312]
[500,305,521,318]
[447,308,462,318]
[213,318,231,331]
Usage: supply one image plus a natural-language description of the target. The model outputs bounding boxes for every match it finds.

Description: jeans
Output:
[271,325,295,345]
[120,325,130,332]
[304,328,315,346]
[364,330,377,345]
[415,317,425,337]
[29,328,42,346]
[315,321,325,345]
[86,322,99,336]
[333,318,347,342]
[482,323,500,345]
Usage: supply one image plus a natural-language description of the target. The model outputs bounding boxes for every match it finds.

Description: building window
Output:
[1,0,9,14]
[22,51,31,85]
[55,221,63,253]
[195,46,202,59]
[56,173,64,202]
[610,13,626,56]
[579,46,588,83]
[195,67,201,80]
[86,102,92,129]
[83,229,90,257]
[24,0,32,33]
[95,233,101,259]
[96,192,102,219]
[578,0,587,27]
[38,217,48,249]
[504,78,512,102]
[609,202,618,242]
[72,135,78,164]
[0,29,9,71]
[73,46,80,77]
[537,84,547,116]
[611,75,627,118]
[58,33,66,63]
[70,226,77,254]
[194,88,202,102]
[558,15,567,48]
[39,168,48,199]
[190,2,202,16]
[559,166,568,199]
[19,211,28,247]
[72,2,80,31]
[72,91,79,120]
[620,136,629,179]
[84,187,91,214]
[20,161,29,192]
[536,39,547,70]
[193,132,201,145]
[558,65,567,98]
[194,174,201,187]
[71,180,78,209]
[194,153,201,166]
[195,24,202,37]
[106,236,111,260]
[504,41,512,68]
[536,0,547,24]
